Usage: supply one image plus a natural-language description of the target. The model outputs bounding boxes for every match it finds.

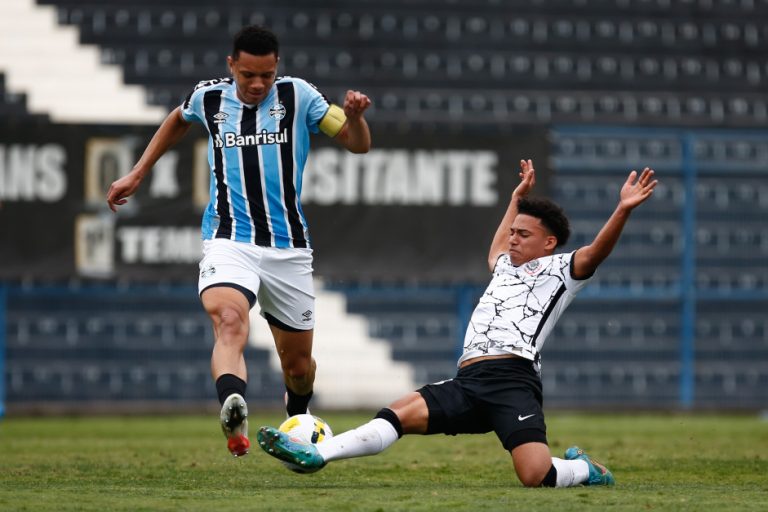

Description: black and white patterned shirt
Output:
[459,252,593,372]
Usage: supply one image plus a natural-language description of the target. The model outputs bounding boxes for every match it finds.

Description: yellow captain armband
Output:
[319,104,347,137]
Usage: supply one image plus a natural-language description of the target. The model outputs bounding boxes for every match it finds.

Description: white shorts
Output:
[197,239,315,330]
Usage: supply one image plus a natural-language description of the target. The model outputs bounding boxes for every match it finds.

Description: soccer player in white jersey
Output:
[257,159,658,487]
[106,26,371,457]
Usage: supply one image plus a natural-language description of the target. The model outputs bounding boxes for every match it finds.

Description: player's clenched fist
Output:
[343,90,371,118]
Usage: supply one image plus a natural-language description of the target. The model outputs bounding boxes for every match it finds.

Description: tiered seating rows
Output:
[5,296,284,404]
[34,1,768,127]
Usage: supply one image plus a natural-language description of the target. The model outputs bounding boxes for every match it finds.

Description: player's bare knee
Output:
[516,468,547,488]
[212,305,247,341]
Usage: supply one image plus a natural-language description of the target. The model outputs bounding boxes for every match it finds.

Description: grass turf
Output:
[1,412,766,511]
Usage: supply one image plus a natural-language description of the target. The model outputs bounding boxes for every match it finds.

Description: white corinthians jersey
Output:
[459,252,593,371]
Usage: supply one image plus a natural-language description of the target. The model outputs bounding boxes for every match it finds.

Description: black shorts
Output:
[417,358,547,450]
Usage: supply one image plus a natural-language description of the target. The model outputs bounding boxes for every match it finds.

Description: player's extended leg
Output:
[258,391,428,470]
[511,442,615,487]
[201,286,252,457]
[270,324,316,416]
[315,392,428,462]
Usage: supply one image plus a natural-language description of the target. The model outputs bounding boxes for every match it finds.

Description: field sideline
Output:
[1,412,766,511]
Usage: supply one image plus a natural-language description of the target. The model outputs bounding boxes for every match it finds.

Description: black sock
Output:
[374,407,404,438]
[540,464,557,487]
[216,374,246,405]
[286,387,313,416]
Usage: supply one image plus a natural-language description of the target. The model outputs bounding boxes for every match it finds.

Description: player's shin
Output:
[316,409,402,462]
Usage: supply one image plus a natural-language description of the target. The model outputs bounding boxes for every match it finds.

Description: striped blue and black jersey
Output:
[181,76,332,248]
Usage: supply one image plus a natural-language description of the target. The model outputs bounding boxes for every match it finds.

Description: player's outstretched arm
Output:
[334,90,371,154]
[487,159,536,271]
[572,167,658,279]
[106,107,191,211]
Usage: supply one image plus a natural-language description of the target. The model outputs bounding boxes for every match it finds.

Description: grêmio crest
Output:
[269,103,287,120]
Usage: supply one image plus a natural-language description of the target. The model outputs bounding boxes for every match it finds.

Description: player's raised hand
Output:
[620,167,657,210]
[106,172,143,212]
[343,90,371,119]
[513,158,536,197]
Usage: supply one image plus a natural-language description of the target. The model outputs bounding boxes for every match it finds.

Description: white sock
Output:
[550,457,590,487]
[315,418,400,462]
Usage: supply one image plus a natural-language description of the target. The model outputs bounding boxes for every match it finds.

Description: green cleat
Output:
[257,426,326,473]
[565,446,615,486]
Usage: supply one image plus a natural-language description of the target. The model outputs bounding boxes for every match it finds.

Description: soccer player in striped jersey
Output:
[257,159,658,487]
[106,25,371,457]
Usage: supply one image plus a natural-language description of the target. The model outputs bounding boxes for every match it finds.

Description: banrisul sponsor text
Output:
[214,129,288,148]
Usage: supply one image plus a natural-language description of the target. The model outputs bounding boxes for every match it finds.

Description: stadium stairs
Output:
[0,0,164,124]
[249,282,418,410]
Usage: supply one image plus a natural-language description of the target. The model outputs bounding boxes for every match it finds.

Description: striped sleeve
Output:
[181,78,230,124]
[180,87,203,124]
[295,78,332,134]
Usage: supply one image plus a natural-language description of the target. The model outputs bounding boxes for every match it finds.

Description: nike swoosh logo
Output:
[518,414,535,421]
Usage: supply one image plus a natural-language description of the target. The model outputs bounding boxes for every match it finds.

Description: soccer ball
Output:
[277,414,333,473]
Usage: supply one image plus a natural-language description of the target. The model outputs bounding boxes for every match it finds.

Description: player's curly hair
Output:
[232,25,279,59]
[517,197,571,247]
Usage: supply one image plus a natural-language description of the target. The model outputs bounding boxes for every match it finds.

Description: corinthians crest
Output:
[524,259,542,275]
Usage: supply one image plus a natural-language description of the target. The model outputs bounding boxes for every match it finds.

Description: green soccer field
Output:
[1,412,766,511]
